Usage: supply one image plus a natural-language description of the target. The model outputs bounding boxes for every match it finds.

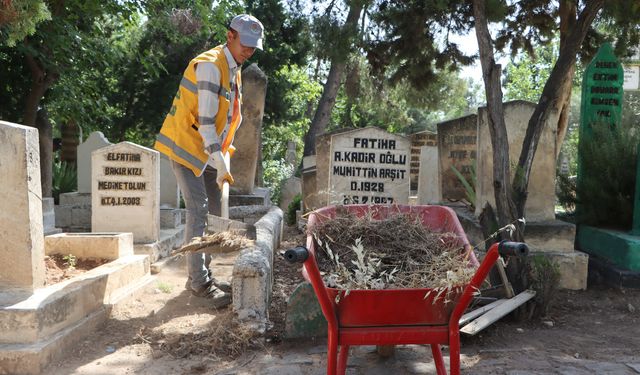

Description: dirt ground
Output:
[45,225,640,374]
[45,254,109,285]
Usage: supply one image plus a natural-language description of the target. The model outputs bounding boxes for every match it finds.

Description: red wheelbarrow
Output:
[285,204,528,375]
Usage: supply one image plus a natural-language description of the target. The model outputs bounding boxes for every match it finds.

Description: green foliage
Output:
[52,160,77,204]
[367,0,475,90]
[327,55,476,134]
[156,281,174,293]
[287,194,301,226]
[0,0,51,47]
[504,42,557,102]
[529,255,560,318]
[556,174,576,216]
[262,64,322,161]
[577,119,640,229]
[451,162,476,208]
[63,254,77,270]
[262,159,294,205]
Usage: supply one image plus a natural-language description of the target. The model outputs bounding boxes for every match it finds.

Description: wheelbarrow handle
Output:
[498,241,529,257]
[284,246,309,263]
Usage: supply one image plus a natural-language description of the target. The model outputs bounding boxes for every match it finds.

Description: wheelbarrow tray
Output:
[304,204,479,327]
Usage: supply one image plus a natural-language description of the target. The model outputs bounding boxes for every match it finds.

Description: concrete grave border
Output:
[232,206,283,331]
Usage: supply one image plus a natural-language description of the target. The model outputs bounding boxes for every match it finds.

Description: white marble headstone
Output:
[91,142,160,243]
[327,127,410,205]
[77,131,111,193]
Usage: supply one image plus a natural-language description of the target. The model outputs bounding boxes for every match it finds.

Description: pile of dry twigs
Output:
[308,208,475,291]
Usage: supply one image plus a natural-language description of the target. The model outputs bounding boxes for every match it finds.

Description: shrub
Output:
[287,193,301,226]
[576,121,639,229]
[52,160,77,204]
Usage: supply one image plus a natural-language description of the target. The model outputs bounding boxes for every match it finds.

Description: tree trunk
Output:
[24,51,58,197]
[302,2,363,157]
[514,0,604,217]
[555,0,578,159]
[60,119,80,165]
[472,0,522,239]
[36,109,53,197]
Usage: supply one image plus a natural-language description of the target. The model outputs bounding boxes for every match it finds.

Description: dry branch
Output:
[308,209,475,291]
[172,232,255,256]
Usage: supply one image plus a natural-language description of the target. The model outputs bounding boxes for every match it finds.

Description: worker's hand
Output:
[209,150,233,189]
[216,171,234,189]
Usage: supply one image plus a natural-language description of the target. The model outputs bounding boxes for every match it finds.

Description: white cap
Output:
[230,14,264,50]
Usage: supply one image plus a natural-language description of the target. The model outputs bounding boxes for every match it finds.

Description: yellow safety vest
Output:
[154,45,242,176]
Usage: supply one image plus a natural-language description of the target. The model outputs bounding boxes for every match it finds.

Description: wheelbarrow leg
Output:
[430,344,447,375]
[337,345,350,374]
[449,330,461,375]
[327,330,338,375]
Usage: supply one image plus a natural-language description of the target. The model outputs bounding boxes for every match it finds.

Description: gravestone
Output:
[92,142,160,243]
[409,130,437,192]
[279,176,301,213]
[475,101,558,221]
[417,146,441,204]
[579,43,624,132]
[285,140,297,166]
[77,131,111,193]
[0,121,45,294]
[437,114,478,202]
[301,155,318,213]
[231,64,267,195]
[159,154,179,208]
[325,127,410,205]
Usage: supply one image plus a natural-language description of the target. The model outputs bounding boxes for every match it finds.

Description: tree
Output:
[0,1,138,196]
[302,0,365,157]
[0,0,50,46]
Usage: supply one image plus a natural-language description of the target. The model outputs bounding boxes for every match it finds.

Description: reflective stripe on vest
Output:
[155,133,206,172]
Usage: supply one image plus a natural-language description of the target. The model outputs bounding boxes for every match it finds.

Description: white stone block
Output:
[45,232,133,260]
[0,120,45,293]
[417,145,441,204]
[91,142,160,243]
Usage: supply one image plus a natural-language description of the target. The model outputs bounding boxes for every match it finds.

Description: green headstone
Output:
[284,282,328,339]
[579,42,624,133]
[577,43,625,220]
[633,144,640,236]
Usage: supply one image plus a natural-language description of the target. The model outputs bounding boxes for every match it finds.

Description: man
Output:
[154,14,264,308]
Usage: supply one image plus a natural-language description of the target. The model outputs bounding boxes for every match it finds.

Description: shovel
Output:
[220,151,231,219]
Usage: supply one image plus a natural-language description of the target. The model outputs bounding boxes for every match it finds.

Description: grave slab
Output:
[0,254,152,374]
[134,227,185,263]
[284,282,327,339]
[45,232,133,261]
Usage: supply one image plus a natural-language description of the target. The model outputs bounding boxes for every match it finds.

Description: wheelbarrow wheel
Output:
[376,345,395,358]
